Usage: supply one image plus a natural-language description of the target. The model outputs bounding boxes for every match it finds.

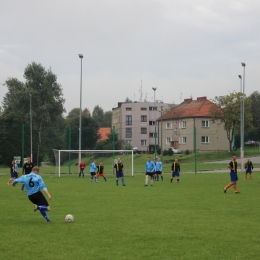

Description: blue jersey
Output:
[155,161,163,171]
[145,161,155,172]
[12,173,47,196]
[14,163,19,172]
[90,162,97,172]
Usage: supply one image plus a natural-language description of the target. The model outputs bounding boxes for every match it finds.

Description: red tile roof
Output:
[159,97,214,120]
[98,127,111,141]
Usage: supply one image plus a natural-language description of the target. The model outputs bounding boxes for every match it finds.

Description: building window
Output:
[125,128,132,138]
[201,136,209,143]
[174,128,177,132]
[141,128,147,134]
[149,121,155,125]
[149,106,157,111]
[166,137,171,144]
[181,121,186,129]
[202,120,209,128]
[125,140,132,144]
[149,132,157,137]
[141,115,147,122]
[181,137,186,144]
[174,132,178,137]
[126,107,132,111]
[166,123,172,129]
[141,107,147,111]
[141,140,146,146]
[175,121,178,125]
[126,115,132,125]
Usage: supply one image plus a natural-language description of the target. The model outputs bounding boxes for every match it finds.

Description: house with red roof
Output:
[97,127,111,142]
[157,97,229,152]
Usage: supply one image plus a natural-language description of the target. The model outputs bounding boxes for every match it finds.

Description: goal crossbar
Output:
[53,149,134,177]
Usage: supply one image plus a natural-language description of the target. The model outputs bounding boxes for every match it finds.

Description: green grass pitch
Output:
[1,172,259,260]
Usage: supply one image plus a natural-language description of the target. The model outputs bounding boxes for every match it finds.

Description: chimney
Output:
[184,98,192,103]
[197,97,207,101]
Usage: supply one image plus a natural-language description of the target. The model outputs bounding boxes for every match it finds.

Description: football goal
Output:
[53,149,134,177]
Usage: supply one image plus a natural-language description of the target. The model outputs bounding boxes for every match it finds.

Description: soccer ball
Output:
[65,214,74,223]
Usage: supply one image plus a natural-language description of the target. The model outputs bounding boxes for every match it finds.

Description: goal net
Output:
[53,149,134,177]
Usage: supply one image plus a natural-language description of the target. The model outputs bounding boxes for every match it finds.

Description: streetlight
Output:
[152,87,157,158]
[158,108,164,162]
[241,62,246,170]
[238,75,242,170]
[30,94,32,162]
[79,54,83,166]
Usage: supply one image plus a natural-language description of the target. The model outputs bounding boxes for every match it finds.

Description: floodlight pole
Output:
[241,62,246,170]
[159,107,163,162]
[238,75,242,171]
[79,54,83,167]
[152,87,157,159]
[30,94,33,162]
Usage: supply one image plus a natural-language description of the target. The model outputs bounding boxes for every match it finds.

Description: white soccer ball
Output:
[65,214,74,223]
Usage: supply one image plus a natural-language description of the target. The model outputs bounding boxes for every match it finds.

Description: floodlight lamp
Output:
[241,62,246,67]
[78,54,83,58]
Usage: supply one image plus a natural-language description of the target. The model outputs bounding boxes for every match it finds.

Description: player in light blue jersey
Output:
[90,160,98,183]
[155,157,163,181]
[153,159,157,181]
[12,166,52,223]
[145,157,155,186]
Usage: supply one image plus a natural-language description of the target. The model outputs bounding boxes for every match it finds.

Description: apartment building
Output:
[158,97,229,152]
[112,101,171,153]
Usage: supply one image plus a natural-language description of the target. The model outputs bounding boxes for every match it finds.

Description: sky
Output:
[1,0,260,115]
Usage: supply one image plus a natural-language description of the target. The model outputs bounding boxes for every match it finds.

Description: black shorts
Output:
[90,172,96,176]
[28,191,49,206]
[146,172,154,176]
[156,171,162,175]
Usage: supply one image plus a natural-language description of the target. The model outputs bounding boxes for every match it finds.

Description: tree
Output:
[246,91,260,141]
[66,108,91,121]
[0,62,66,164]
[125,97,132,103]
[248,91,260,127]
[209,92,253,152]
[103,111,112,127]
[92,105,104,127]
[66,107,100,151]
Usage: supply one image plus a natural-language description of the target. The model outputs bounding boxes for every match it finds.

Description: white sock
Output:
[145,175,148,185]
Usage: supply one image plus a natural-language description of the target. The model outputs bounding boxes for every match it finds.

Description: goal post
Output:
[53,149,134,177]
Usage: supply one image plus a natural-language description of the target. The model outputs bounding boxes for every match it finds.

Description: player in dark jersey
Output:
[96,161,107,182]
[171,159,180,183]
[7,159,17,184]
[21,156,34,191]
[114,158,126,186]
[245,158,253,179]
[224,155,240,194]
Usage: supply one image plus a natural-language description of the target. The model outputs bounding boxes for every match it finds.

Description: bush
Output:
[168,149,173,156]
[163,149,168,156]
[185,149,190,155]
